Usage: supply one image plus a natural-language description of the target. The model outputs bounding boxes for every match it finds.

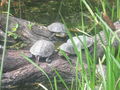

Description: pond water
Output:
[10,0,82,27]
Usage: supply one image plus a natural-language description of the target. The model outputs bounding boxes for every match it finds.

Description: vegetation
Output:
[0,0,120,90]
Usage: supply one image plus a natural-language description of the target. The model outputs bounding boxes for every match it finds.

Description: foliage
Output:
[7,23,19,39]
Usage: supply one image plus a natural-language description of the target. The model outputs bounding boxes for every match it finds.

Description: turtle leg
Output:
[45,57,52,63]
[49,33,56,41]
[28,54,34,59]
[35,55,40,64]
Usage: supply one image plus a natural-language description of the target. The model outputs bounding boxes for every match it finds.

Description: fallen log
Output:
[0,14,120,88]
[1,50,79,88]
[0,14,52,45]
[1,29,120,88]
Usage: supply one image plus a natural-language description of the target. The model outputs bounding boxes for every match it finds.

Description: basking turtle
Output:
[30,40,55,63]
[47,22,66,38]
[67,36,93,51]
[59,42,75,55]
[59,35,94,55]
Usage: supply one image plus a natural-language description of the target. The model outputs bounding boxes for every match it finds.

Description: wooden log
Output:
[1,50,79,88]
[1,29,120,88]
[0,14,120,88]
[0,14,52,44]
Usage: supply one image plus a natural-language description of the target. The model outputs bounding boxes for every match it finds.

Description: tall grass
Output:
[0,0,11,89]
[55,0,120,90]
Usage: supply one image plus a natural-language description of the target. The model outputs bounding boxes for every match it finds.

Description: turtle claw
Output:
[46,58,52,63]
[49,33,57,41]
[28,54,34,59]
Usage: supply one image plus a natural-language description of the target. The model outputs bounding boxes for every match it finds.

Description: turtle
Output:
[30,40,55,63]
[47,22,67,38]
[59,35,94,55]
[59,42,75,55]
[67,35,94,51]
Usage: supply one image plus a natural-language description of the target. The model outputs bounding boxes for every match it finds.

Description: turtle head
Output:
[55,32,67,38]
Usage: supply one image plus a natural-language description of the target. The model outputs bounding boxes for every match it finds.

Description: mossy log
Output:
[0,14,120,88]
[0,14,52,45]
[1,50,78,88]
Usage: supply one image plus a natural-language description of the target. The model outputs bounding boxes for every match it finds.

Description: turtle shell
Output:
[59,43,75,54]
[59,35,94,54]
[30,40,55,57]
[114,20,120,30]
[47,22,66,33]
[67,36,93,50]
